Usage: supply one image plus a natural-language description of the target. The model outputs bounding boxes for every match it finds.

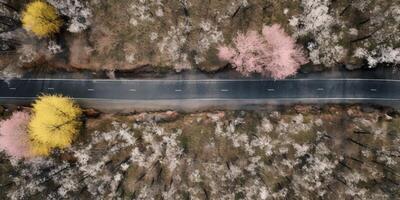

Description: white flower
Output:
[129,18,138,26]
[155,8,164,17]
[150,32,158,41]
[126,53,135,64]
[189,170,202,183]
[260,118,273,133]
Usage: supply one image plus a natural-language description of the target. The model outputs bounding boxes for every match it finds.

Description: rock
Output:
[136,111,179,123]
[327,105,341,115]
[294,105,312,114]
[136,113,150,122]
[154,111,179,122]
[344,64,362,71]
[106,70,116,79]
[386,109,400,118]
[353,118,374,129]
[384,114,393,121]
[314,118,323,126]
[83,108,101,118]
[292,114,304,124]
[347,108,354,117]
[344,57,364,71]
[207,112,225,122]
[346,106,364,117]
[0,105,4,115]
[310,105,321,114]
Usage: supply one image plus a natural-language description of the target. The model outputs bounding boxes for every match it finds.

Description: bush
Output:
[29,95,82,156]
[218,24,308,79]
[21,1,63,37]
[0,111,31,159]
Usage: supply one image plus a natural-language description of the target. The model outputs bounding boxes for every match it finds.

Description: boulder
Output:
[344,57,364,71]
[154,111,179,122]
[345,64,362,71]
[294,105,312,114]
[136,111,179,123]
[207,112,225,122]
[384,114,393,121]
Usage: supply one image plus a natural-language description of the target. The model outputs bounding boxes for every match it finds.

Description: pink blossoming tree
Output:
[0,111,32,159]
[218,24,308,79]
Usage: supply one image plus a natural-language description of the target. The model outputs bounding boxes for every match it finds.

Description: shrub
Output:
[0,111,31,159]
[29,95,82,156]
[21,1,63,37]
[218,24,308,79]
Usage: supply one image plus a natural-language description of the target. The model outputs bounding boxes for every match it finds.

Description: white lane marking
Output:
[9,87,16,90]
[267,89,275,92]
[13,78,400,82]
[220,89,229,92]
[88,89,95,91]
[129,89,136,92]
[370,89,377,92]
[175,89,183,92]
[4,97,400,101]
[47,88,54,90]
[317,88,324,91]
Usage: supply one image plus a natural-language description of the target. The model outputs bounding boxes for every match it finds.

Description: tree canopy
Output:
[218,25,307,79]
[0,111,31,159]
[21,1,62,37]
[29,95,82,156]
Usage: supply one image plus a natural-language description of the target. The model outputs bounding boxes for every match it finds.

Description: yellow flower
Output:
[29,95,82,156]
[21,1,63,37]
[30,142,51,156]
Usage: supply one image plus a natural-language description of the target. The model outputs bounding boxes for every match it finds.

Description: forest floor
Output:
[1,0,399,80]
[0,104,399,199]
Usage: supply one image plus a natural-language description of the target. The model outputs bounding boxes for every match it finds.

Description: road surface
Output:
[0,78,398,102]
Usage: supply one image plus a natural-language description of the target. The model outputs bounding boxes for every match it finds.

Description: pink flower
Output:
[0,111,32,159]
[217,46,236,61]
[217,24,308,79]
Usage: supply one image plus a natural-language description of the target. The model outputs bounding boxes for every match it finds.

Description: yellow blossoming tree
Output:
[29,95,82,156]
[21,1,63,37]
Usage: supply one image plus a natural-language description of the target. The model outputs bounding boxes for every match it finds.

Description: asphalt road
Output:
[0,78,398,102]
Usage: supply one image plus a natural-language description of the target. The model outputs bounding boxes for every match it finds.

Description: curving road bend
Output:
[0,78,398,102]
